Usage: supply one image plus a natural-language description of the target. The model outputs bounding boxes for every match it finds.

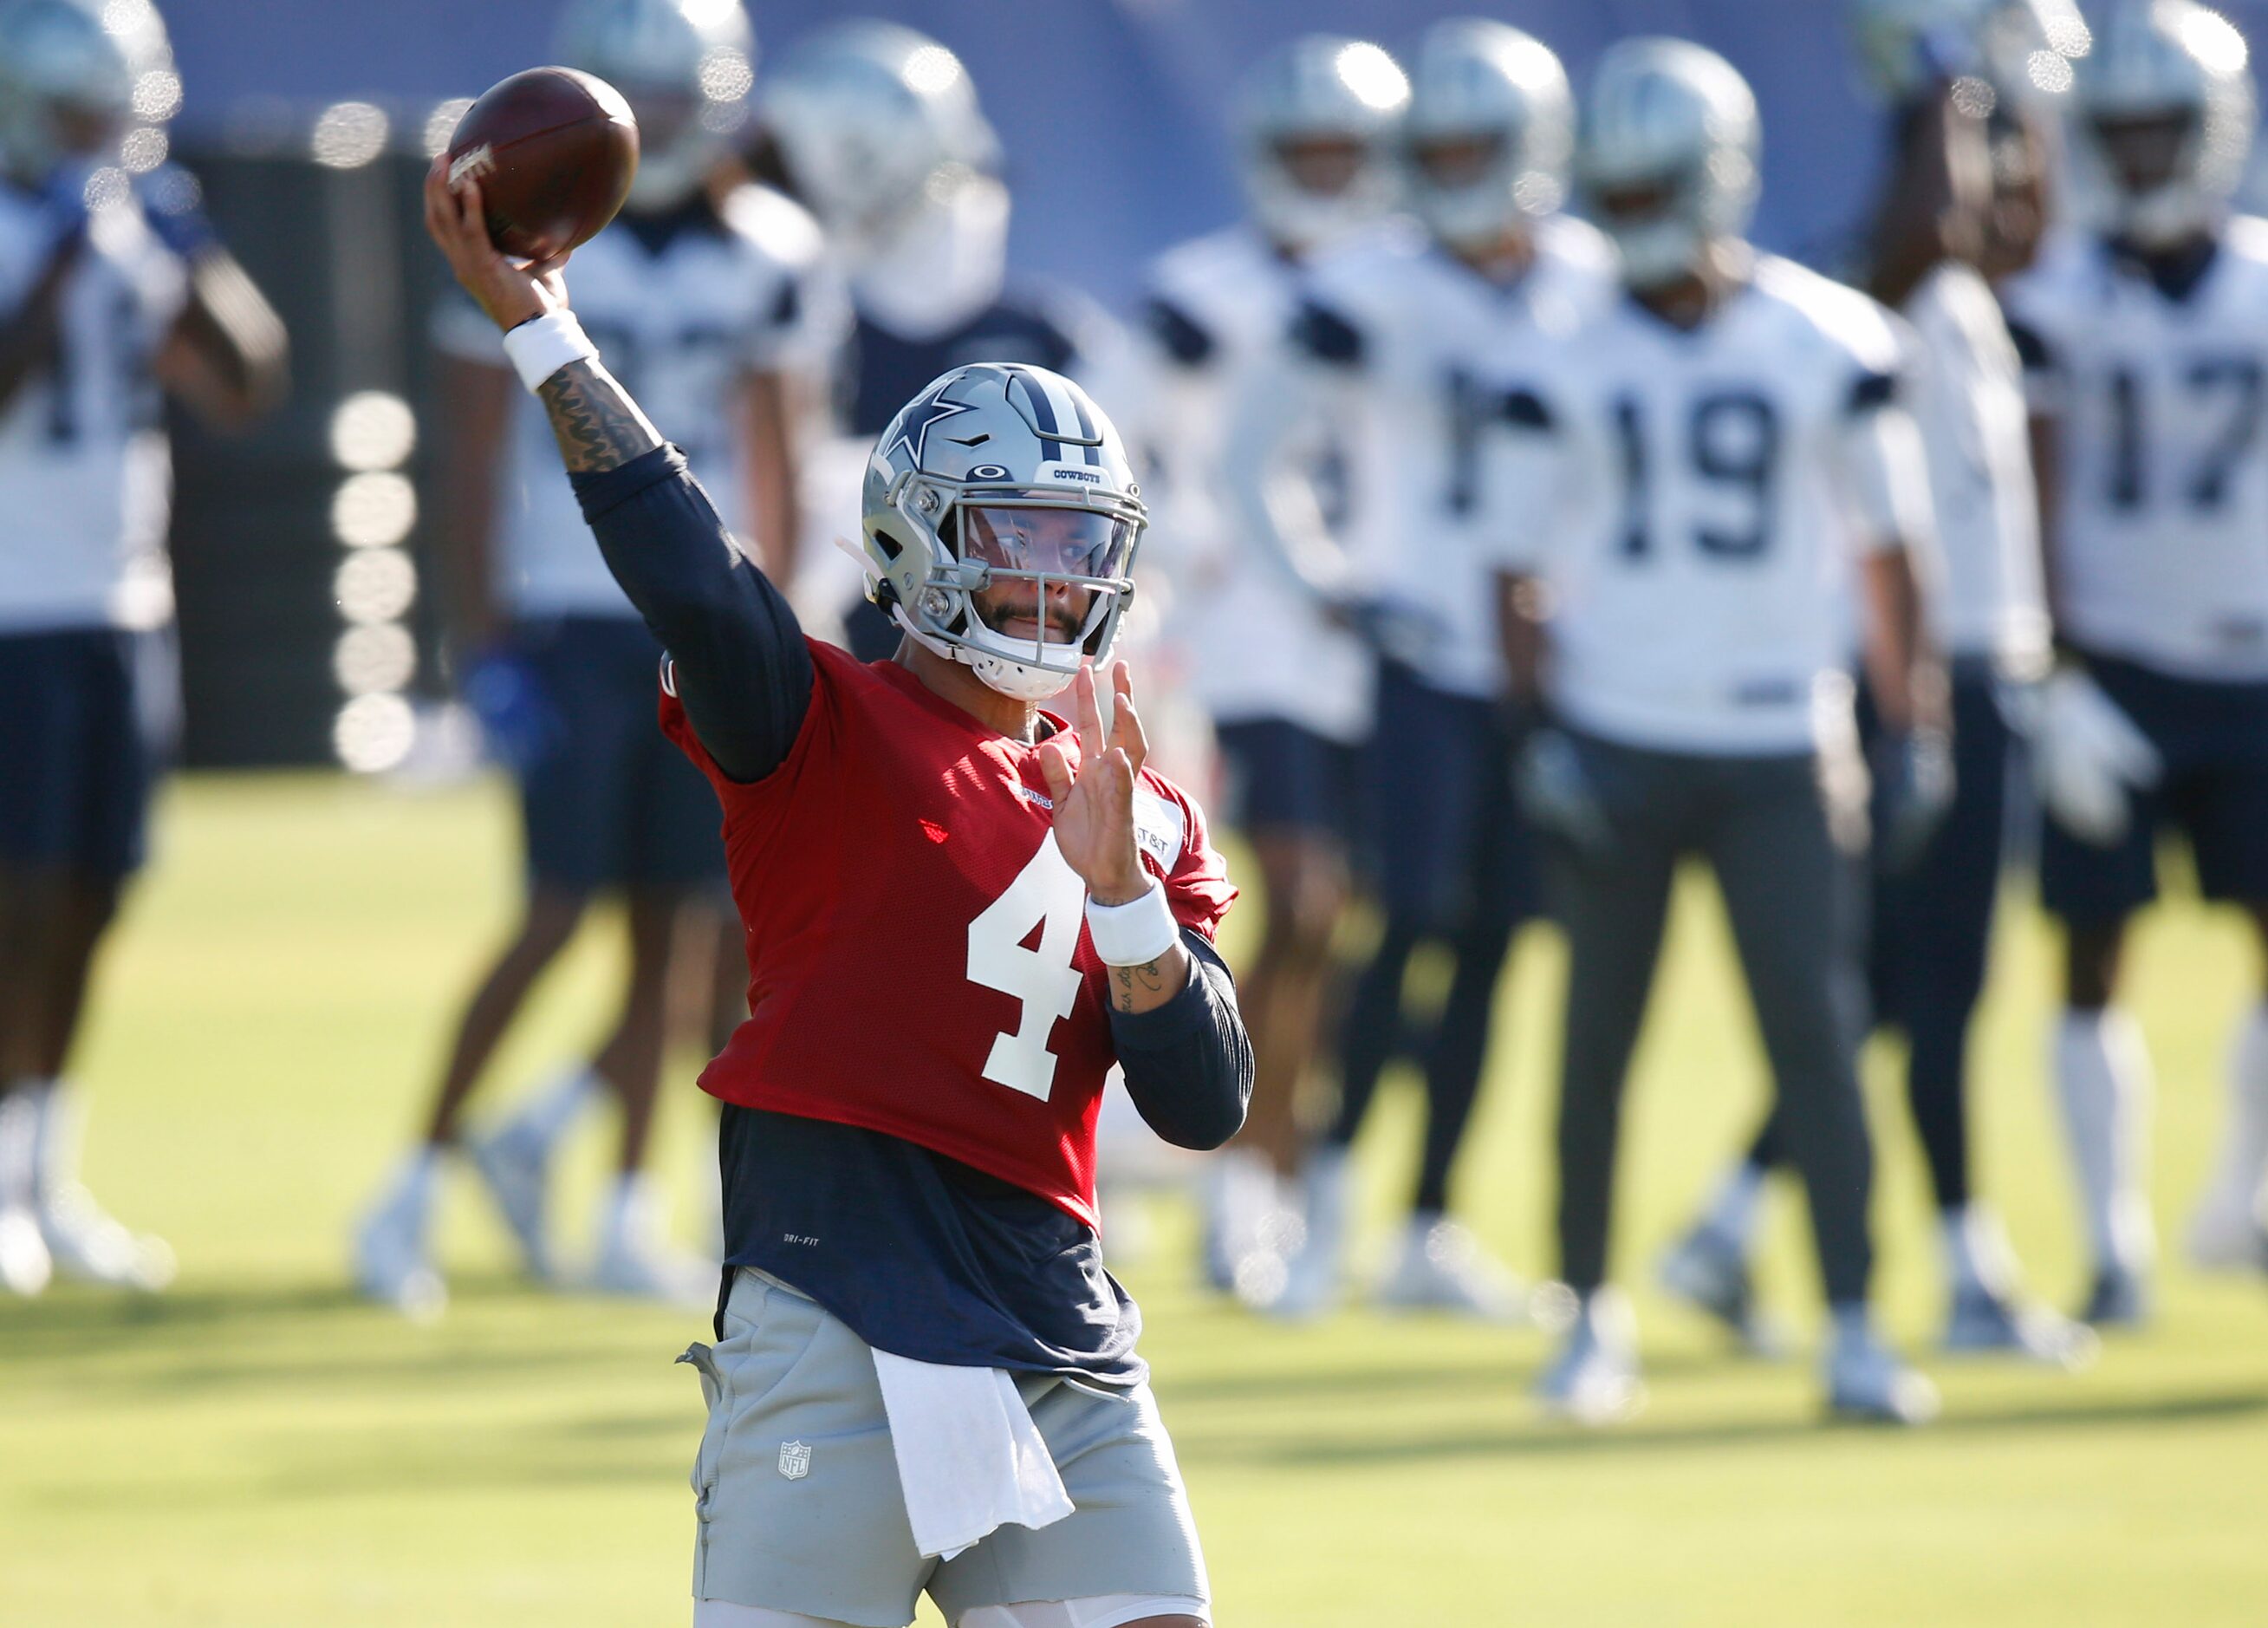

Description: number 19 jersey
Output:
[1481,256,1924,755]
[662,641,1236,1229]
[2001,220,2268,680]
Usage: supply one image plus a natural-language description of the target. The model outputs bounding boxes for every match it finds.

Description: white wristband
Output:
[501,310,597,394]
[1084,877,1179,967]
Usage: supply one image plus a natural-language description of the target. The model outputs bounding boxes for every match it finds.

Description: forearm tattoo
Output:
[536,358,663,473]
[1109,958,1168,1013]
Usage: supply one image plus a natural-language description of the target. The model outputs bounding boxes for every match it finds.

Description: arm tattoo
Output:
[1109,958,1168,1013]
[535,358,664,473]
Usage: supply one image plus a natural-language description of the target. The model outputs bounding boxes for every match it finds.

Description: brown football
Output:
[445,67,639,261]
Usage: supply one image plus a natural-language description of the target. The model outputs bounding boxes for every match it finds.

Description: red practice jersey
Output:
[661,640,1238,1228]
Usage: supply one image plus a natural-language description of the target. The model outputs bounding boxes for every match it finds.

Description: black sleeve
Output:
[1107,930,1253,1151]
[569,446,812,784]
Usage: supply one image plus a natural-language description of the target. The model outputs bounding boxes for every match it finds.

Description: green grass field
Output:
[3,772,2265,1626]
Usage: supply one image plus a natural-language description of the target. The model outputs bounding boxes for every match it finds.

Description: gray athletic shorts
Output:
[682,1269,1209,1628]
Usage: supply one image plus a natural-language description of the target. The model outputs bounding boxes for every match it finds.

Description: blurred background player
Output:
[1485,39,1945,1423]
[1660,0,2091,1366]
[751,19,1118,661]
[0,0,283,1296]
[1229,18,1611,1321]
[1132,35,1405,1300]
[352,0,845,1315]
[2002,0,2268,1325]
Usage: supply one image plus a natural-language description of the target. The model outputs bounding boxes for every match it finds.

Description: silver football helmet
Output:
[0,0,134,185]
[2074,0,2254,249]
[758,21,1001,258]
[861,364,1145,702]
[1579,38,1762,289]
[1848,0,2091,102]
[1234,35,1407,254]
[553,0,756,212]
[1402,18,1574,251]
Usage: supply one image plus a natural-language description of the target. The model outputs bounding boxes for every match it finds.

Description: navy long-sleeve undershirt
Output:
[566,446,1251,1374]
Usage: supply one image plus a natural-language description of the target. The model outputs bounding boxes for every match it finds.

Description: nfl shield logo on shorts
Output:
[777,1440,811,1481]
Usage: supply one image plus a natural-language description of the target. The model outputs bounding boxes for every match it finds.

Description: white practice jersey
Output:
[1139,225,1369,742]
[434,186,846,620]
[1285,215,1615,699]
[1903,262,2046,667]
[1481,255,1931,755]
[0,187,188,634]
[2001,220,2268,680]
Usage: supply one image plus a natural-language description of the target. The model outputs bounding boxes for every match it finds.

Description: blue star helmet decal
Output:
[884,376,981,470]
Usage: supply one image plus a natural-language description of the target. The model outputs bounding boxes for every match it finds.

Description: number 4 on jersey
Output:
[966,834,1088,1101]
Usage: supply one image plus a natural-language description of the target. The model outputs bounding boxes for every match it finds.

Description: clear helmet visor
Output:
[955,504,1137,673]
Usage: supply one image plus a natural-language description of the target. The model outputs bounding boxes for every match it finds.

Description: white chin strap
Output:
[887,603,1082,701]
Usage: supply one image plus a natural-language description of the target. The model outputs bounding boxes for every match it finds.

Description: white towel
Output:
[869,1349,1076,1561]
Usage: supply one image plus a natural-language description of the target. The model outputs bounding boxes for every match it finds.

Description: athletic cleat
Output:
[467,1121,556,1281]
[1265,1149,1350,1322]
[353,1191,445,1319]
[0,1205,52,1296]
[1826,1330,1939,1425]
[1374,1215,1526,1321]
[2076,1263,2151,1329]
[1942,1286,2098,1370]
[1656,1221,1784,1356]
[588,1175,714,1307]
[1536,1288,1644,1425]
[2187,1196,2268,1273]
[37,1185,175,1291]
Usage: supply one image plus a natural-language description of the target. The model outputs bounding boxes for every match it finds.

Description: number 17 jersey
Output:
[661,640,1236,1229]
[2001,220,2268,680]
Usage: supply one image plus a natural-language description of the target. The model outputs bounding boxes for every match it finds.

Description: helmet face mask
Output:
[862,366,1146,703]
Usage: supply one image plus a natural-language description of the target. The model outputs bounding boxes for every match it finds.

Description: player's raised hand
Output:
[1039,661,1151,906]
[422,155,569,333]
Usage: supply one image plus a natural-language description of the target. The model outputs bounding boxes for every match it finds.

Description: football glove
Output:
[1872,726,1956,875]
[461,648,562,773]
[1516,726,1614,858]
[2027,667,2162,846]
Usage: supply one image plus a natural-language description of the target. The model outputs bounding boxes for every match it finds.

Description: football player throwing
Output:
[426,120,1247,1625]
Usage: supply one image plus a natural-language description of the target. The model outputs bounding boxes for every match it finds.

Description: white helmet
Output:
[1402,18,1574,251]
[758,20,1001,257]
[861,364,1145,701]
[1847,0,2091,103]
[1233,36,1407,254]
[553,0,756,212]
[1579,38,1762,289]
[0,0,134,185]
[2075,0,2254,249]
